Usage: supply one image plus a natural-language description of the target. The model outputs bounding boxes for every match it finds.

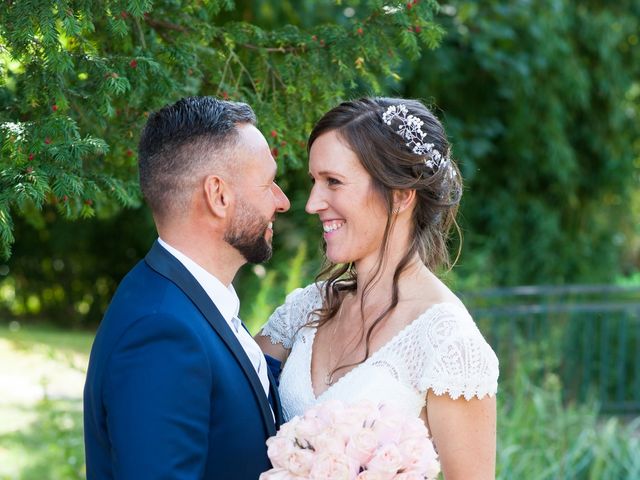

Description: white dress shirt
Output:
[158,238,271,400]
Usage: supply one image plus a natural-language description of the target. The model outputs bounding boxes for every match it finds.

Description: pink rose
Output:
[400,462,441,480]
[259,467,302,480]
[366,442,404,475]
[398,416,429,441]
[294,415,325,441]
[347,400,379,418]
[371,407,407,444]
[309,451,359,480]
[397,437,439,474]
[282,448,315,477]
[266,436,297,468]
[301,405,324,424]
[392,471,427,480]
[277,416,301,438]
[346,428,380,465]
[345,401,381,428]
[356,469,396,480]
[424,460,441,480]
[412,452,441,480]
[311,430,349,454]
[315,399,347,425]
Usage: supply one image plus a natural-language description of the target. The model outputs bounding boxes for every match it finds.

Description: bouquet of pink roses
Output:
[260,399,440,480]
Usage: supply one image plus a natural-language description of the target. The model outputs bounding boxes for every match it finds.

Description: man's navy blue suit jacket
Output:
[84,241,283,479]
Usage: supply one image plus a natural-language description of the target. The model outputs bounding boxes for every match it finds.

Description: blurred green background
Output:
[1,0,639,478]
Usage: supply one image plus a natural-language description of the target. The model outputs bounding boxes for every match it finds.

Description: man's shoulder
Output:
[113,258,168,300]
[91,261,205,360]
[100,260,197,333]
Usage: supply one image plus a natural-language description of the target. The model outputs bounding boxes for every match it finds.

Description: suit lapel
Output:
[267,367,283,428]
[144,241,277,436]
[239,323,283,429]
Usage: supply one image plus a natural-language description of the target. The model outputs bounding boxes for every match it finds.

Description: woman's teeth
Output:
[323,221,344,233]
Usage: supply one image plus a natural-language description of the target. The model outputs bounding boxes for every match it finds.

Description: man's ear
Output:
[203,175,232,218]
[392,188,416,215]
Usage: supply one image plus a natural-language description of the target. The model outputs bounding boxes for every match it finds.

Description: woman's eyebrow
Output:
[311,170,345,178]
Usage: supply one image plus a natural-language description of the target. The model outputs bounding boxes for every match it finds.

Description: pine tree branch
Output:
[144,17,189,33]
[229,51,258,98]
[265,60,287,91]
[134,17,147,50]
[240,43,301,54]
[217,54,233,92]
[144,16,304,53]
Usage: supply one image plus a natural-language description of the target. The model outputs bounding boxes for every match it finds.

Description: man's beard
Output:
[224,200,272,264]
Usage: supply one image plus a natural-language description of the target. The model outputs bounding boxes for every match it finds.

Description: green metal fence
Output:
[463,285,640,413]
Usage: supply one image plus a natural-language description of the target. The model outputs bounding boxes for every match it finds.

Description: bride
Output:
[256,97,499,479]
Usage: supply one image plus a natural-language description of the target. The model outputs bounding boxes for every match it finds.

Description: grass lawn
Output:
[0,322,94,480]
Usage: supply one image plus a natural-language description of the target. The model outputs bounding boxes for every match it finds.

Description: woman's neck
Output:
[353,251,426,305]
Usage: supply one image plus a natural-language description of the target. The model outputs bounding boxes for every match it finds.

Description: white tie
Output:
[231,317,271,399]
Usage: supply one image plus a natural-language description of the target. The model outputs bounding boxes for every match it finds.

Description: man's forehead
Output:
[231,146,276,180]
[235,123,267,147]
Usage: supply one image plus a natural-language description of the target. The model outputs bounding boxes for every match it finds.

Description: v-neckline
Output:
[307,302,454,400]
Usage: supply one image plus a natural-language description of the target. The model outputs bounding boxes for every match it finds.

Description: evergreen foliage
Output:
[1,1,639,326]
[405,0,640,285]
[0,0,444,259]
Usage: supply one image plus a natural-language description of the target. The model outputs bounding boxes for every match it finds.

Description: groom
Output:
[84,97,289,479]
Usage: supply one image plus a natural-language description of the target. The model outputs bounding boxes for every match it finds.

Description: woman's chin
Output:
[326,251,354,265]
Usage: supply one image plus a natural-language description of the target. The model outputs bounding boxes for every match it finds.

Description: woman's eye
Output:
[327,177,341,186]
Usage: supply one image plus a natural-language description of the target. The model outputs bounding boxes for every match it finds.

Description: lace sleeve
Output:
[418,304,499,401]
[259,283,324,349]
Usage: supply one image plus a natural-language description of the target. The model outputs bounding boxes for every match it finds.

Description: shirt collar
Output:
[157,237,240,323]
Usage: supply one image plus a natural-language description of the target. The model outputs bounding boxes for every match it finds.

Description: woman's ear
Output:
[203,175,232,218]
[392,189,416,215]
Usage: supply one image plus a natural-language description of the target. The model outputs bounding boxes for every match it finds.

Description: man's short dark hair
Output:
[138,96,256,218]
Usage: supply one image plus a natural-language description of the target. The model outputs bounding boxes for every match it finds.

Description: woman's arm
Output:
[426,391,497,480]
[254,284,320,364]
[254,332,290,363]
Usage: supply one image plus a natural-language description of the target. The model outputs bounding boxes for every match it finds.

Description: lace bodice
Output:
[261,283,499,421]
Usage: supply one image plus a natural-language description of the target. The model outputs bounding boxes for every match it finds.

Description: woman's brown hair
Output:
[308,97,463,379]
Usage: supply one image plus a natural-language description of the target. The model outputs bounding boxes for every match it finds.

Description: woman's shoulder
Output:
[418,299,473,328]
[285,282,325,307]
[412,300,500,400]
[404,271,466,320]
[413,299,489,350]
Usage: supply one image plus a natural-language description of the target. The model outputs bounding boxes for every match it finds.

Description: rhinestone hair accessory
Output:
[382,104,455,176]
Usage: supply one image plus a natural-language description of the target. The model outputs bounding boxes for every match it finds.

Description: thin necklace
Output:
[324,296,395,386]
[324,301,352,386]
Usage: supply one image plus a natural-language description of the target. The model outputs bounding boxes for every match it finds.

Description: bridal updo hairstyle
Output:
[309,97,463,375]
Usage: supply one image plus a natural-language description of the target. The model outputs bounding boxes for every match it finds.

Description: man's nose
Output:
[273,183,290,212]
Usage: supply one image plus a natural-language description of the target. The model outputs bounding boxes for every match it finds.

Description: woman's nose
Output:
[305,185,327,214]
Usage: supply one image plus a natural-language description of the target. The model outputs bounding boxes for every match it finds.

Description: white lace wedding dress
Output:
[261,283,499,422]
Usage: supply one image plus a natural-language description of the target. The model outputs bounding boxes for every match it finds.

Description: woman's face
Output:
[306,130,389,267]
